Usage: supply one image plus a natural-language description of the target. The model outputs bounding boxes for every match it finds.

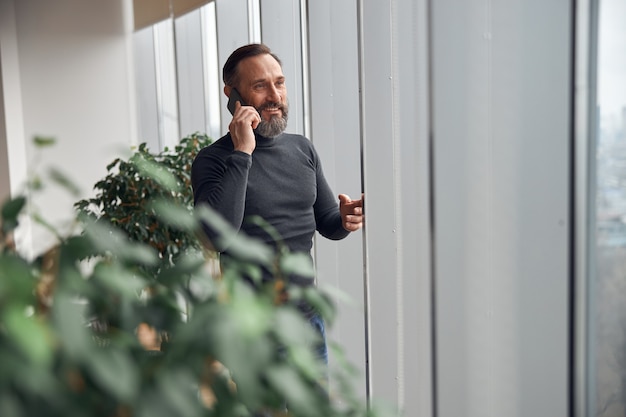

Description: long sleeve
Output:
[192,133,350,256]
[191,137,251,238]
[312,155,350,241]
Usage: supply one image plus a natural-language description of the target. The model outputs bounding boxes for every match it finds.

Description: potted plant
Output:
[0,135,386,417]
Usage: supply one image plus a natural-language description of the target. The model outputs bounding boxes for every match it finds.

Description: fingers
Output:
[339,193,364,232]
[229,103,260,154]
[343,216,363,231]
[339,193,363,207]
[232,101,261,124]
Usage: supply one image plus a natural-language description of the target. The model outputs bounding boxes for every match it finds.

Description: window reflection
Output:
[201,3,221,140]
[153,19,180,151]
[592,0,626,416]
[132,3,224,151]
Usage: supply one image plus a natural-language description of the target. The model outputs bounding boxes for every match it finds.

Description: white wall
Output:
[0,0,28,207]
[1,0,137,256]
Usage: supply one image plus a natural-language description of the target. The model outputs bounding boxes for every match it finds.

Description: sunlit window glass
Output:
[591,0,626,416]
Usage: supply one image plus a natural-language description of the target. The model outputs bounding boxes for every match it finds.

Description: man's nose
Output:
[267,85,281,102]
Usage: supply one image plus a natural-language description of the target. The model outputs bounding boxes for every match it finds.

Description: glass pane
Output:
[201,2,221,139]
[153,19,180,151]
[132,26,160,151]
[592,0,626,416]
[248,0,261,43]
[174,9,207,139]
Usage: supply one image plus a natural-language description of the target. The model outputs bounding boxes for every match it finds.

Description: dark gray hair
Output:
[222,43,282,88]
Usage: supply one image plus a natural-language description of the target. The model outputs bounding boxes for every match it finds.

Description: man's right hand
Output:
[228,101,260,155]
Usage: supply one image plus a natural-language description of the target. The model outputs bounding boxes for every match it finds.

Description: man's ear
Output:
[224,85,231,97]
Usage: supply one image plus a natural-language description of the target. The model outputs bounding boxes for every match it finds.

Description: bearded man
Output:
[191,43,364,363]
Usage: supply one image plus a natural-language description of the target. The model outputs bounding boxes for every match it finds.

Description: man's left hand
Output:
[339,194,364,232]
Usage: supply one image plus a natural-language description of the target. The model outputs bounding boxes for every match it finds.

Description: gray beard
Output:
[255,101,289,138]
[256,114,288,138]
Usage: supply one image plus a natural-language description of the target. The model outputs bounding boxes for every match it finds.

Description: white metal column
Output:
[574,0,595,416]
[358,0,434,415]
[305,0,367,400]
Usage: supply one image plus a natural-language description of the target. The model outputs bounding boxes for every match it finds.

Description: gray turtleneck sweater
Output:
[191,132,349,284]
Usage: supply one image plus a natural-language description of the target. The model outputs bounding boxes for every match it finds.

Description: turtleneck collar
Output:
[254,132,283,148]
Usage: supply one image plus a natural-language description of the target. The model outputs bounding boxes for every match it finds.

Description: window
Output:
[589,0,626,415]
[132,2,222,151]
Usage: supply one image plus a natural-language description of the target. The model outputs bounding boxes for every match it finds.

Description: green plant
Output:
[0,136,388,417]
[74,132,213,263]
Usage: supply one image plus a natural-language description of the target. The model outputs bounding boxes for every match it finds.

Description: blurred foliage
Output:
[0,135,387,417]
[74,132,213,265]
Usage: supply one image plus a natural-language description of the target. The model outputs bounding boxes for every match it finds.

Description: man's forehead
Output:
[238,54,283,78]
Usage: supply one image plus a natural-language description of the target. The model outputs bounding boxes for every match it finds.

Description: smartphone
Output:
[227,88,246,116]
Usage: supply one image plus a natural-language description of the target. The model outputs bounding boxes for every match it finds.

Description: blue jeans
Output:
[252,313,329,417]
[309,312,328,365]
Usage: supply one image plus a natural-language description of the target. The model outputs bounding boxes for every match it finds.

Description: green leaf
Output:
[1,196,26,233]
[272,307,317,348]
[155,370,203,417]
[135,386,196,417]
[220,232,274,266]
[230,292,272,339]
[156,250,210,289]
[300,286,336,325]
[30,175,43,190]
[150,199,197,232]
[221,262,264,286]
[61,234,99,261]
[288,344,321,382]
[209,302,273,373]
[0,254,37,302]
[246,215,284,246]
[11,364,63,410]
[132,153,181,193]
[33,136,56,147]
[52,292,91,358]
[83,219,158,266]
[92,262,147,296]
[4,306,54,366]
[49,167,81,196]
[0,393,24,417]
[31,213,63,241]
[87,348,138,402]
[279,252,315,279]
[195,205,273,264]
[317,282,357,308]
[106,157,121,171]
[265,364,317,414]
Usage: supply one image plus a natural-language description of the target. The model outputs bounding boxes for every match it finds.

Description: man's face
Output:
[235,54,289,137]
